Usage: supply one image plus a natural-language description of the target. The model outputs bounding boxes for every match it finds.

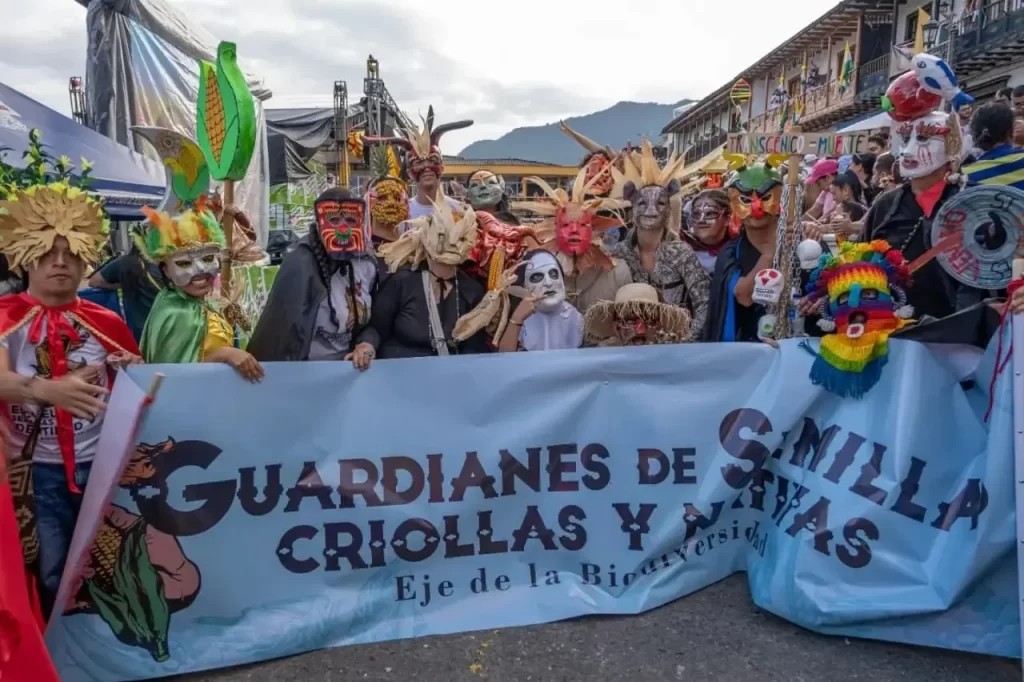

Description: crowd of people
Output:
[2,61,1024,632]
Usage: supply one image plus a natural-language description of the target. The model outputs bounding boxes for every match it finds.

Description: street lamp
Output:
[922,21,940,48]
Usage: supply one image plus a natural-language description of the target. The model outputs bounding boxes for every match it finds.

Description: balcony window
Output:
[905,10,919,42]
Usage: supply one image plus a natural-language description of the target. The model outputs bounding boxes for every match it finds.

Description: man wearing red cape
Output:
[0,175,140,680]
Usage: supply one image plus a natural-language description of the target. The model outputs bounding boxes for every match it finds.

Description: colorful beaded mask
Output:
[804,240,914,399]
[314,189,371,259]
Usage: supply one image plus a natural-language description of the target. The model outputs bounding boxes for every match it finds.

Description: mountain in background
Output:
[457,100,694,165]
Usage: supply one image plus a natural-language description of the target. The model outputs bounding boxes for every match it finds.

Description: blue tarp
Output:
[0,81,165,218]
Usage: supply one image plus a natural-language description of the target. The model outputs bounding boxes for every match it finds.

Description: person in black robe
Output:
[367,197,495,359]
[703,162,785,342]
[370,267,490,358]
[247,188,379,365]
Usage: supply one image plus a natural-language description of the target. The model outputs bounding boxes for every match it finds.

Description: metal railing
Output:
[682,131,728,164]
[952,0,1024,58]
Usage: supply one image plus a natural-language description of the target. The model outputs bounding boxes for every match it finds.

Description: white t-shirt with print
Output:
[308,259,377,361]
[1,314,109,464]
[407,195,462,221]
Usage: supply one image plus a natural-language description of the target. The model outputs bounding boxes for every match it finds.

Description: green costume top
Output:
[140,287,233,364]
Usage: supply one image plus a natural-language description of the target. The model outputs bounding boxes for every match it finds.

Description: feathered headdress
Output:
[0,182,108,272]
[363,106,473,161]
[513,166,626,274]
[802,240,914,399]
[137,197,226,262]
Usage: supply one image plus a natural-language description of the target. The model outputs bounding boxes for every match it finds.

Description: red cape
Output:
[0,293,139,357]
[0,466,60,682]
[0,293,138,681]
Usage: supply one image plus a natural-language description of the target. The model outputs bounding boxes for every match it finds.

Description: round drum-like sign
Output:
[930,184,1024,289]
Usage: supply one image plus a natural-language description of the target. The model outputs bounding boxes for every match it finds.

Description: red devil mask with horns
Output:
[363,105,474,182]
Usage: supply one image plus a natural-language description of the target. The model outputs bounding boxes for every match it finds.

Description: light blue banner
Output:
[46,338,1020,681]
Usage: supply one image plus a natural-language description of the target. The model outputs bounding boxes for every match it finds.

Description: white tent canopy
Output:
[837,111,892,133]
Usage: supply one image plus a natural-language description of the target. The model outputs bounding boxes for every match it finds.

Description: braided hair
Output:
[310,187,359,331]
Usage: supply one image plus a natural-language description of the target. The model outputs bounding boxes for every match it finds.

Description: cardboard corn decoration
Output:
[195,40,257,299]
[196,42,256,182]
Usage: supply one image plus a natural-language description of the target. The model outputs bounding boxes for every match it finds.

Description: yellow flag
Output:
[913,7,930,53]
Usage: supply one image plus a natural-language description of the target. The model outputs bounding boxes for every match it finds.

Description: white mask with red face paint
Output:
[896,112,950,179]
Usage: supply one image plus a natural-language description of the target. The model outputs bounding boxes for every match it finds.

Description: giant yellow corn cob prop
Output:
[487,245,506,291]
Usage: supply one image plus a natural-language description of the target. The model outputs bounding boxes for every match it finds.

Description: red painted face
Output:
[555,204,594,256]
[315,200,366,257]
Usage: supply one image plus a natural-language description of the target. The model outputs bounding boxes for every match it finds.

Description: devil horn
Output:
[363,136,413,151]
[425,106,435,134]
[430,120,474,147]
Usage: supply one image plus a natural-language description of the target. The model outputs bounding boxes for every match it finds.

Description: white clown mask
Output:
[163,246,221,288]
[522,251,566,314]
[895,112,957,179]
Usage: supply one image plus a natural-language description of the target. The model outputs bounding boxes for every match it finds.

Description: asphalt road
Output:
[177,575,1020,682]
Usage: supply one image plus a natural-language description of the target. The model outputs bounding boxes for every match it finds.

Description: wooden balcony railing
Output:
[745,69,860,134]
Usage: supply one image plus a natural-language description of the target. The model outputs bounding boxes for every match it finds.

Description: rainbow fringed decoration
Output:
[801,240,914,399]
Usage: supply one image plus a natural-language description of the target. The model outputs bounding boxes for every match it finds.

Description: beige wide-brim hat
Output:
[584,282,692,344]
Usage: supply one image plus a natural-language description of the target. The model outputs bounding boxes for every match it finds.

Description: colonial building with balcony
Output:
[664,0,896,171]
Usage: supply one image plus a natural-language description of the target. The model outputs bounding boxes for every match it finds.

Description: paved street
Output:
[178,575,1020,682]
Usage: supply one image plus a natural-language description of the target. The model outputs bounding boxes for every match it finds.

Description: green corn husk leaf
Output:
[85,520,171,662]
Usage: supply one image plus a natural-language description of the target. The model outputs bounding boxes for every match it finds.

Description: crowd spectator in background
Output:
[995,87,1013,104]
[803,159,838,219]
[88,240,164,343]
[866,134,889,155]
[964,101,1024,190]
[830,171,864,207]
[873,152,898,193]
[849,154,877,203]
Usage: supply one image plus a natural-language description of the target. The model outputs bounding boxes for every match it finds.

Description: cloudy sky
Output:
[2,0,840,153]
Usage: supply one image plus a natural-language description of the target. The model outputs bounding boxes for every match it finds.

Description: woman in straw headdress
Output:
[513,167,631,313]
[609,139,709,339]
[367,194,512,359]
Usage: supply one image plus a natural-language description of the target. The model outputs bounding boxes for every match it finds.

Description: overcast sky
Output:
[2,0,840,153]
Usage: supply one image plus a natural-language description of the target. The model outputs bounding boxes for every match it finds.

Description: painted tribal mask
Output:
[466,211,536,284]
[314,188,371,259]
[363,105,473,183]
[727,164,783,230]
[804,240,914,399]
[467,170,506,210]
